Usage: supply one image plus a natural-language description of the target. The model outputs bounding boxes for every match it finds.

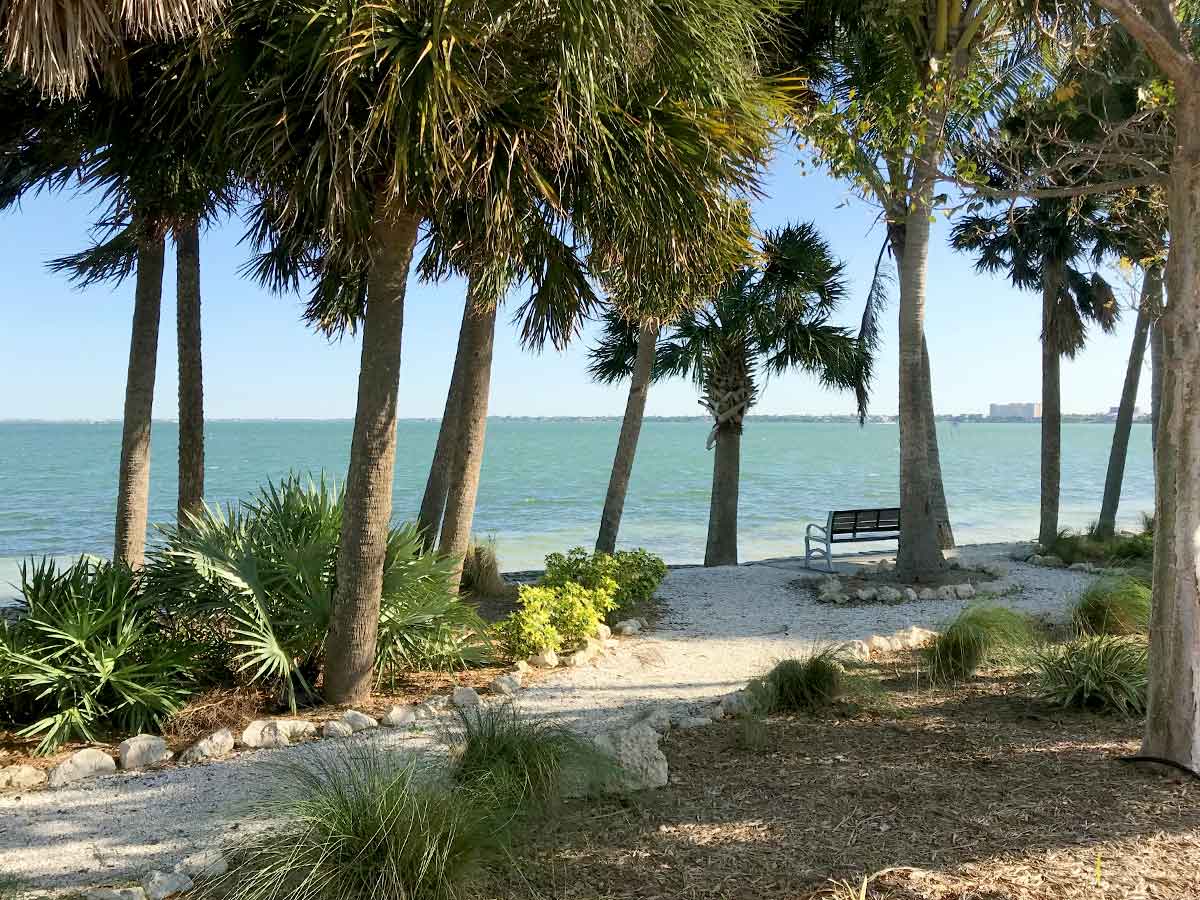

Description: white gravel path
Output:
[0,544,1093,894]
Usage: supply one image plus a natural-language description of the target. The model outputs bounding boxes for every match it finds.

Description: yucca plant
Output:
[0,557,191,754]
[1073,577,1151,636]
[1033,635,1148,715]
[924,604,1034,683]
[217,753,498,900]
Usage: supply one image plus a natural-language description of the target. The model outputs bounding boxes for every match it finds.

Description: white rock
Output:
[179,728,234,765]
[142,870,193,900]
[717,690,754,719]
[1029,554,1065,568]
[955,583,976,600]
[855,587,877,602]
[382,704,417,727]
[935,585,959,602]
[243,718,315,748]
[591,722,668,792]
[903,588,919,603]
[490,673,522,696]
[451,686,482,708]
[48,748,116,787]
[86,889,146,900]
[118,735,170,770]
[892,626,936,650]
[512,660,531,674]
[1068,561,1095,572]
[604,638,620,649]
[413,701,440,720]
[918,587,937,601]
[174,849,228,880]
[866,634,894,656]
[529,649,559,668]
[322,720,353,739]
[595,623,612,641]
[341,709,378,732]
[876,585,903,605]
[567,650,592,667]
[613,619,642,636]
[275,719,318,741]
[816,575,842,597]
[836,640,871,662]
[634,706,673,733]
[0,764,46,790]
[982,562,1009,578]
[674,716,713,729]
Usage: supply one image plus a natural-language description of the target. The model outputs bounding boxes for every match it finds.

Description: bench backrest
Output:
[829,507,901,538]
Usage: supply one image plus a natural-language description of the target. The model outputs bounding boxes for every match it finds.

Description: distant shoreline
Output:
[0,415,1153,425]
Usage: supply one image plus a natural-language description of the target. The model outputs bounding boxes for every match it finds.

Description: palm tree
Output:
[175,216,205,521]
[951,198,1118,545]
[0,0,221,97]
[592,223,872,566]
[230,0,786,702]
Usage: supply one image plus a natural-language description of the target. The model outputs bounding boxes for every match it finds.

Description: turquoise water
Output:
[0,419,1154,599]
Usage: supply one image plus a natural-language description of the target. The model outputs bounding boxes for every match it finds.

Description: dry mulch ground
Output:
[486,660,1200,900]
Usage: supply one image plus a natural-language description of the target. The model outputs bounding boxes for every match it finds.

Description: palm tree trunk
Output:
[894,129,946,580]
[704,423,741,566]
[416,295,472,546]
[324,205,421,705]
[1141,90,1200,772]
[596,323,658,555]
[1095,267,1156,539]
[1039,261,1063,547]
[1151,294,1164,456]
[174,216,204,523]
[113,230,166,568]
[437,289,499,591]
[922,336,954,549]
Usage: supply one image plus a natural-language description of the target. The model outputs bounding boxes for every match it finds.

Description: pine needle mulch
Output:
[487,667,1200,900]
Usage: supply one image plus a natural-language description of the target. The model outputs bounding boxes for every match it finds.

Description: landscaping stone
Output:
[982,562,1009,578]
[242,718,315,748]
[918,587,937,601]
[179,728,234,765]
[0,764,46,791]
[1028,554,1065,568]
[512,660,531,674]
[674,716,713,729]
[174,849,228,880]
[86,889,146,900]
[341,710,378,732]
[954,583,976,600]
[591,722,668,792]
[413,701,440,720]
[529,649,559,668]
[595,623,612,641]
[382,704,417,727]
[717,690,754,719]
[48,748,116,787]
[855,586,877,603]
[142,870,193,900]
[490,673,522,696]
[935,585,959,602]
[837,639,871,662]
[892,626,936,650]
[451,686,482,708]
[118,735,170,771]
[567,649,592,667]
[634,706,673,734]
[903,587,918,603]
[816,575,842,598]
[322,721,353,739]
[876,585,903,605]
[613,619,641,636]
[1068,561,1095,572]
[276,719,318,741]
[866,634,894,655]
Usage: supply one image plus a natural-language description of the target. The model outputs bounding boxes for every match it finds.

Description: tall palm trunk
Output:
[175,216,204,523]
[705,424,741,566]
[416,295,472,546]
[437,290,499,591]
[922,336,954,549]
[325,205,421,705]
[596,323,658,554]
[1096,268,1157,538]
[1039,260,1064,547]
[1151,298,1164,456]
[894,117,946,580]
[113,230,166,567]
[1141,90,1200,772]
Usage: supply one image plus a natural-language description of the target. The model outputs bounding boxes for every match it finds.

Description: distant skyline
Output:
[0,145,1151,421]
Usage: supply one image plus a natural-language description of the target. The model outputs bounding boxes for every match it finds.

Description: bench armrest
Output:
[806,522,828,538]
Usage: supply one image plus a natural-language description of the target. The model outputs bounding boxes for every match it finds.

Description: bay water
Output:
[0,419,1154,602]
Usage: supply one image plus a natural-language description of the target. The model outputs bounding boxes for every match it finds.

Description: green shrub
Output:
[218,753,496,900]
[447,704,609,817]
[924,604,1034,682]
[1033,635,1148,715]
[750,650,843,715]
[461,537,512,599]
[542,546,666,617]
[1073,577,1151,636]
[144,474,488,708]
[0,557,192,754]
[498,581,615,657]
[1043,525,1154,567]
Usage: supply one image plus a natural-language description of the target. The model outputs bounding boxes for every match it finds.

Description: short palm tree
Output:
[591,223,872,566]
[951,198,1118,545]
[224,0,785,702]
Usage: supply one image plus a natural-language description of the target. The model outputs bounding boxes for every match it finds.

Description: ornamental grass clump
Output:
[1033,635,1148,715]
[754,650,843,715]
[1073,577,1151,636]
[447,704,612,818]
[0,557,191,754]
[461,537,512,599]
[218,753,497,900]
[924,604,1034,683]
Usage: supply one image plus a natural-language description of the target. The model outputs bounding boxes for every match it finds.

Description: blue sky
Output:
[0,146,1149,421]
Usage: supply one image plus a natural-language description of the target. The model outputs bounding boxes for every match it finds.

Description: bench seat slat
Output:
[807,506,901,571]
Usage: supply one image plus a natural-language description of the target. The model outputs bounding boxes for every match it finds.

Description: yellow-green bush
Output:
[498,582,615,658]
[543,547,666,617]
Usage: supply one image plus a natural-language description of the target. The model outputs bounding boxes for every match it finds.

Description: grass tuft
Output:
[461,537,513,599]
[218,753,497,900]
[924,604,1033,683]
[1073,577,1151,636]
[1033,635,1148,716]
[748,648,843,716]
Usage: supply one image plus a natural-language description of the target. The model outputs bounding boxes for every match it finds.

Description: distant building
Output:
[989,402,1041,420]
[1107,406,1141,419]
